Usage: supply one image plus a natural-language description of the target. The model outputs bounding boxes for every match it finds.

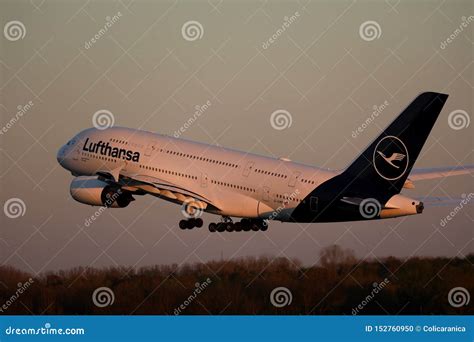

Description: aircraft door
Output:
[262,186,270,202]
[145,141,158,157]
[310,196,319,212]
[243,161,254,177]
[72,137,82,161]
[288,171,301,187]
[201,173,208,188]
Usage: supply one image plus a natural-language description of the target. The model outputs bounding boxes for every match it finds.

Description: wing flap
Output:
[94,168,216,210]
[119,172,214,210]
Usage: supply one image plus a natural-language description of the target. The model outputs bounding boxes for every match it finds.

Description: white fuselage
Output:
[57,93,458,226]
[57,127,338,220]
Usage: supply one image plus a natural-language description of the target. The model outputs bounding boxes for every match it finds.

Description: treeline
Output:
[0,246,472,315]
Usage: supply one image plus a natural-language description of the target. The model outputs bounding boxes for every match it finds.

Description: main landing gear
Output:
[179,217,204,230]
[208,217,268,233]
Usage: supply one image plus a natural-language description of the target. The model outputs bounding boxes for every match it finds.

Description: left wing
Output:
[96,168,219,212]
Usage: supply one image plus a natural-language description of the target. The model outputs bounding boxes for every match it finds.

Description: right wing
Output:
[415,195,473,207]
[404,165,473,189]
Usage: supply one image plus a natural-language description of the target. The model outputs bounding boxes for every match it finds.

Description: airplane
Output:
[57,92,473,233]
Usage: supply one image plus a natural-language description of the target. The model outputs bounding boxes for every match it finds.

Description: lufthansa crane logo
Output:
[373,136,409,181]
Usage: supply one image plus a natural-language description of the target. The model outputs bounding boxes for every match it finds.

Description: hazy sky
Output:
[1,0,472,273]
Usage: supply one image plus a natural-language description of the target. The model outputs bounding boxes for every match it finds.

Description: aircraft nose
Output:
[57,145,66,165]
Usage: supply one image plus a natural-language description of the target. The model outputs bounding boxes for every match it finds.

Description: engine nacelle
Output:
[70,176,133,208]
[380,194,423,219]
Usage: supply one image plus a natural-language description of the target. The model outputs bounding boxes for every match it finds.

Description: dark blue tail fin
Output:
[290,92,449,222]
[342,92,448,199]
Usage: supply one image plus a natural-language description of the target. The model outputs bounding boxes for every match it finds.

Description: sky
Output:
[0,0,473,273]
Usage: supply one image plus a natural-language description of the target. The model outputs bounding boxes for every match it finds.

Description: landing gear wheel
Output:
[260,222,268,231]
[251,223,259,231]
[241,219,251,231]
[209,222,217,232]
[217,223,225,232]
[234,222,242,232]
[179,220,188,230]
[195,218,203,228]
[225,223,234,232]
[188,218,197,229]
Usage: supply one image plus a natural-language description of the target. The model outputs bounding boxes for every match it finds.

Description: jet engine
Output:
[69,176,134,208]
